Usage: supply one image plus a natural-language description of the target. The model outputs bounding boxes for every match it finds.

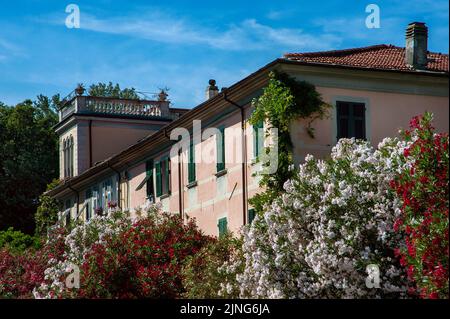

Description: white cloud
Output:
[40,10,341,52]
[266,10,287,20]
[313,16,408,45]
[0,38,25,62]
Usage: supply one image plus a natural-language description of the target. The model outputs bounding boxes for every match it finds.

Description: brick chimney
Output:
[405,22,428,70]
[205,79,219,100]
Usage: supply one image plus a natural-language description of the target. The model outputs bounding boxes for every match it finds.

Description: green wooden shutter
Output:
[218,217,227,237]
[85,189,92,221]
[216,127,225,172]
[253,121,263,158]
[188,141,196,183]
[248,208,256,224]
[155,161,162,197]
[165,157,171,194]
[146,160,154,198]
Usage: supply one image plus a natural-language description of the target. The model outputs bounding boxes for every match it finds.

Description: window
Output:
[65,199,71,226]
[63,135,74,178]
[248,208,256,224]
[218,217,228,237]
[63,139,67,177]
[102,179,112,206]
[92,186,100,214]
[69,136,74,177]
[146,160,154,201]
[156,157,171,197]
[85,189,92,221]
[216,127,225,172]
[336,101,366,140]
[253,121,264,158]
[188,141,196,183]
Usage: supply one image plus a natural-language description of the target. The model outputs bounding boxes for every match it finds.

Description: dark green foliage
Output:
[182,233,242,298]
[0,96,60,233]
[88,82,140,99]
[248,71,330,213]
[34,179,61,236]
[0,227,41,253]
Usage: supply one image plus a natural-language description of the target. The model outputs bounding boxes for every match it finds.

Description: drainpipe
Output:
[223,90,248,225]
[178,149,183,219]
[108,163,121,209]
[164,129,184,219]
[89,120,93,167]
[67,182,79,219]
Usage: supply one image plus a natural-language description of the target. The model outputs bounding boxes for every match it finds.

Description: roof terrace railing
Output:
[58,95,172,122]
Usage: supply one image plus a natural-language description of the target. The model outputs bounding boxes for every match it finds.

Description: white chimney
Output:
[405,22,428,70]
[205,79,219,100]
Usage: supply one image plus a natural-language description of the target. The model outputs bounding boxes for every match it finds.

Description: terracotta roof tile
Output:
[284,44,449,74]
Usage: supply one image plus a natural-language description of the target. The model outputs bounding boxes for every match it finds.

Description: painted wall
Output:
[58,69,449,237]
[290,87,449,162]
[90,120,162,166]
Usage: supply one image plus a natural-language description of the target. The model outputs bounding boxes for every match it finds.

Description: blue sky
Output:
[0,0,448,108]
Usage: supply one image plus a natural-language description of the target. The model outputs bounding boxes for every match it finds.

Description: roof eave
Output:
[280,59,449,77]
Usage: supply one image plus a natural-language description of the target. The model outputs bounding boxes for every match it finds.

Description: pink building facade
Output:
[48,23,449,237]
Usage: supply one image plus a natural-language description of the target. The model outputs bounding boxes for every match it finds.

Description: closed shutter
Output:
[65,199,71,226]
[146,160,154,199]
[218,217,228,237]
[165,157,171,194]
[188,141,196,183]
[253,121,264,158]
[336,101,366,140]
[248,208,256,224]
[216,127,225,172]
[155,161,162,197]
[85,189,92,221]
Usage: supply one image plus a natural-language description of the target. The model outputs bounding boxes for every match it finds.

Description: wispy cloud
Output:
[0,38,22,62]
[39,10,341,52]
[266,10,290,21]
[313,16,409,46]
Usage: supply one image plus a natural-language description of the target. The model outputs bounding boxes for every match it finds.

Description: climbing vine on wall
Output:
[248,71,330,213]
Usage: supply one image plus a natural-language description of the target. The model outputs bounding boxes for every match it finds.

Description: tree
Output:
[88,82,140,99]
[34,179,61,236]
[0,95,60,233]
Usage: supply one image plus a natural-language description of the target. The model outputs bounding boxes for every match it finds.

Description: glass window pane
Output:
[353,103,365,117]
[355,119,365,139]
[339,118,349,138]
[337,102,349,116]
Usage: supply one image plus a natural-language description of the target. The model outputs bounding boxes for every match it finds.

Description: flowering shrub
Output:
[78,211,209,298]
[390,113,449,299]
[0,226,65,298]
[33,205,210,298]
[33,210,132,298]
[222,137,411,298]
[182,233,243,298]
[0,249,47,298]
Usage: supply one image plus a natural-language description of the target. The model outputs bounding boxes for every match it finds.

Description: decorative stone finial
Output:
[158,90,168,102]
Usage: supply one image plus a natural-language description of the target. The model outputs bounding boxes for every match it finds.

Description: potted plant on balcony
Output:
[75,83,85,96]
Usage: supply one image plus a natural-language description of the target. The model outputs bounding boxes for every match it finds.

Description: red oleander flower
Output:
[391,112,449,299]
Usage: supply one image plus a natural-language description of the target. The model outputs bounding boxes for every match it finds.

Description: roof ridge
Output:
[284,44,397,58]
[284,44,448,58]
